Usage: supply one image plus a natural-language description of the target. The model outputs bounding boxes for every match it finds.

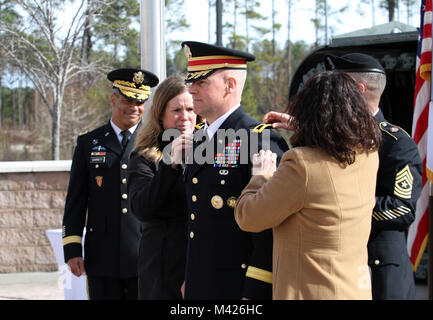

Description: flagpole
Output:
[216,0,223,46]
[427,184,433,300]
[429,13,433,300]
[140,0,166,82]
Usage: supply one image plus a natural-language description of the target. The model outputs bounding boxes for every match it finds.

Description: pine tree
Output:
[379,0,398,21]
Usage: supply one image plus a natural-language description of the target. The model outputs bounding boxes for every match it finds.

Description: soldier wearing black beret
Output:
[62,68,159,300]
[180,41,289,299]
[325,53,423,300]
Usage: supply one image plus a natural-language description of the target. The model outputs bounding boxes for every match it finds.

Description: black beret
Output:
[181,41,256,82]
[324,53,385,74]
[107,68,159,102]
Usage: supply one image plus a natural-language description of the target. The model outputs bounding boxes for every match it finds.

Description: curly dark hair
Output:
[287,71,382,165]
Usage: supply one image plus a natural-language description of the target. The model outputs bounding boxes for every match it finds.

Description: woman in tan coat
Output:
[235,71,382,300]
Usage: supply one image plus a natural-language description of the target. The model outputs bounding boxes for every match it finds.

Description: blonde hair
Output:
[133,75,190,162]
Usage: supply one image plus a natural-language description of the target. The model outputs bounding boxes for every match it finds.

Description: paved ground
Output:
[415,280,429,300]
[0,272,64,300]
[0,271,429,300]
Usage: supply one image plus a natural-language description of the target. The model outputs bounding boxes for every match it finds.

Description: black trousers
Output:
[87,276,138,300]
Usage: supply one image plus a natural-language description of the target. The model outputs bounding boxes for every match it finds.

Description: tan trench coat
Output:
[235,147,379,300]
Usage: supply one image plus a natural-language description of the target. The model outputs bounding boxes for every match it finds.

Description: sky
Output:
[11,0,423,87]
[58,1,422,47]
[167,0,421,46]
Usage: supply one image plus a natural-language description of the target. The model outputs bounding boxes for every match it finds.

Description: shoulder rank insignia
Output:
[195,122,205,130]
[394,165,413,199]
[379,122,411,140]
[252,123,272,133]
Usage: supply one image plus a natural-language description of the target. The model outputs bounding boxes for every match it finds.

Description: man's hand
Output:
[252,149,277,178]
[181,280,185,299]
[263,111,294,130]
[67,257,86,277]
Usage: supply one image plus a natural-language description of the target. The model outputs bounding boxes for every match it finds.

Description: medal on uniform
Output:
[92,146,106,151]
[95,176,103,187]
[90,146,106,164]
[214,139,242,168]
[91,151,106,156]
[227,196,237,208]
[211,195,224,209]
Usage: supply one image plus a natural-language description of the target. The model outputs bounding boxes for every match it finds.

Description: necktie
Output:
[120,130,131,149]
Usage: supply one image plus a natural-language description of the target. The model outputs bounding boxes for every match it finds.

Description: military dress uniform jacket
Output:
[62,121,142,278]
[184,106,289,300]
[368,110,423,300]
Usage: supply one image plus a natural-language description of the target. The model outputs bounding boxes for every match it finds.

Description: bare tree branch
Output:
[0,0,110,159]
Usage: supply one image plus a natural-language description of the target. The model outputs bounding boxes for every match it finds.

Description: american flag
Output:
[407,0,432,271]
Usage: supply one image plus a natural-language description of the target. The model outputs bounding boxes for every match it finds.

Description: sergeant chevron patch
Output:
[394,165,413,199]
[372,205,411,221]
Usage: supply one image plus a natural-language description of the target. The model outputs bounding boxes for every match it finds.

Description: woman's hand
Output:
[170,132,193,167]
[252,149,277,177]
[263,111,294,130]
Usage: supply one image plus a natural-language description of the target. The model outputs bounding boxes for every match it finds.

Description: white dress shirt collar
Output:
[204,104,241,139]
[110,119,138,144]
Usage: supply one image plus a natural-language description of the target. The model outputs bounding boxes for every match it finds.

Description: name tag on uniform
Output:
[90,156,106,164]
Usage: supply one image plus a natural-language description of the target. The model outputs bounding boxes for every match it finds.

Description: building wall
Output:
[0,161,71,273]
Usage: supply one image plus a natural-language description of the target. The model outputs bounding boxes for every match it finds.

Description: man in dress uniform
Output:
[180,41,289,299]
[325,53,423,299]
[62,68,159,300]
